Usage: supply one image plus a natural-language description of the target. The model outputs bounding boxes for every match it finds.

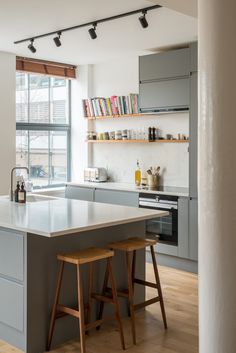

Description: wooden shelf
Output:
[86,139,189,144]
[85,113,147,120]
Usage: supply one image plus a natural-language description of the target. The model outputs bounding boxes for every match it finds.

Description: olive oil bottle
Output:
[135,160,141,186]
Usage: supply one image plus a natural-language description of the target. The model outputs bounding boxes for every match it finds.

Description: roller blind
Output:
[16,56,76,79]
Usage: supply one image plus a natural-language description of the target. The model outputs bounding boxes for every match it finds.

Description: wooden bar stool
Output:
[98,237,167,345]
[47,247,125,353]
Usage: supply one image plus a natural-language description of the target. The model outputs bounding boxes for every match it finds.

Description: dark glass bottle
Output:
[152,127,156,141]
[148,127,153,141]
[18,182,26,204]
[14,181,20,202]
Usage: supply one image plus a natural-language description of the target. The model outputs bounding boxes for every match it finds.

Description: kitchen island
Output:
[0,197,167,353]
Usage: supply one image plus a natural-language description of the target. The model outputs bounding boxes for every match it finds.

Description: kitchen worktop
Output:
[67,181,189,197]
[0,197,168,237]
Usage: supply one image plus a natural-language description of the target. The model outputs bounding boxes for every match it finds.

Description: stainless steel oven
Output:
[139,193,178,245]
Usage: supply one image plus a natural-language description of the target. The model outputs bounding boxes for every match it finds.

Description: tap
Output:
[10,167,29,201]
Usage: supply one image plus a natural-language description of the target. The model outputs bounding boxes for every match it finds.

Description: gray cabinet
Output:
[0,278,24,332]
[139,78,189,112]
[189,72,198,198]
[189,198,198,261]
[65,185,95,201]
[178,197,189,259]
[94,189,139,207]
[139,48,190,82]
[139,47,191,112]
[0,230,24,281]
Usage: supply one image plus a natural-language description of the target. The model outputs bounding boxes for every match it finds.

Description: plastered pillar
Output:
[199,0,236,352]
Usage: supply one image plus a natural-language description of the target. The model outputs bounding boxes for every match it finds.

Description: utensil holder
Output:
[147,175,159,188]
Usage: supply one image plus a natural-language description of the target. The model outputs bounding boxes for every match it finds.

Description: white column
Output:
[199,1,236,352]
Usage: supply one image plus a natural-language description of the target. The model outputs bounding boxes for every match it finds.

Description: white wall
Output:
[0,52,16,195]
[88,56,189,187]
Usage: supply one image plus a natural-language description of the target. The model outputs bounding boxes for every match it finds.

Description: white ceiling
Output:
[148,0,197,18]
[0,0,197,65]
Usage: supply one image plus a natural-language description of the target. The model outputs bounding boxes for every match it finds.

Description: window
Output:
[16,72,71,188]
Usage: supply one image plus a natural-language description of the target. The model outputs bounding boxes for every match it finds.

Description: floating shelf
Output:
[85,113,147,120]
[86,139,189,144]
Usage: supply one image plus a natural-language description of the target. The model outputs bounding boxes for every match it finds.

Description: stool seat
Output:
[57,248,114,265]
[108,237,157,252]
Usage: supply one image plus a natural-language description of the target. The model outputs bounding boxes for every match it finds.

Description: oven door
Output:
[140,204,178,245]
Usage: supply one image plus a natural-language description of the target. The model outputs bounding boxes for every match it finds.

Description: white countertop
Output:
[0,198,168,237]
[67,181,189,197]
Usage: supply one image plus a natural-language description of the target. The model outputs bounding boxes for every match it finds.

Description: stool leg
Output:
[150,245,168,329]
[96,260,109,330]
[77,264,86,353]
[47,261,64,351]
[132,250,136,291]
[126,252,136,345]
[86,262,94,335]
[107,258,126,350]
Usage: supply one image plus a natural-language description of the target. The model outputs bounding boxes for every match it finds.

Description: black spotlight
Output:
[88,23,97,39]
[28,39,36,53]
[139,11,148,28]
[53,32,62,47]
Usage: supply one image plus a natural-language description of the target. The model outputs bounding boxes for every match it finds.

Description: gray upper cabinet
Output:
[94,189,139,207]
[65,185,95,201]
[139,46,192,112]
[139,78,190,112]
[139,48,190,82]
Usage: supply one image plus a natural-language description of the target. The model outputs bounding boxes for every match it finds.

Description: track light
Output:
[139,11,148,29]
[28,39,36,53]
[53,32,62,47]
[88,23,97,40]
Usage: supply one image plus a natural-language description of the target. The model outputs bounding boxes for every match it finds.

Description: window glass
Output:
[16,73,70,188]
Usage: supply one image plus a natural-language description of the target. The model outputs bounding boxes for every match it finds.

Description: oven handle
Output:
[139,201,178,210]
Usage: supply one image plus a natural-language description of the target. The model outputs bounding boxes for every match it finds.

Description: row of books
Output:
[82,94,139,117]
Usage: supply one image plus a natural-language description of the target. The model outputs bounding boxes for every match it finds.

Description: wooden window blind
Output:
[16,56,76,79]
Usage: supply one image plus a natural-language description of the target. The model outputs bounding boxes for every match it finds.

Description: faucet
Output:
[10,167,29,201]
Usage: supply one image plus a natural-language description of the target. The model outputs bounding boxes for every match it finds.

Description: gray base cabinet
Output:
[189,198,198,261]
[65,185,94,201]
[94,189,139,207]
[178,197,189,259]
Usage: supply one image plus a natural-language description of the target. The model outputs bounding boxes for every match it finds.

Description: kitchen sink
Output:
[0,194,58,203]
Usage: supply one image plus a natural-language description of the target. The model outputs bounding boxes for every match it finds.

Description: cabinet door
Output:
[0,277,24,331]
[189,198,198,261]
[189,72,198,198]
[178,197,189,259]
[139,48,190,82]
[0,230,24,281]
[94,189,139,207]
[65,186,94,201]
[139,78,190,112]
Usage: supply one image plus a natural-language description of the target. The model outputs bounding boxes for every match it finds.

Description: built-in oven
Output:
[139,193,178,245]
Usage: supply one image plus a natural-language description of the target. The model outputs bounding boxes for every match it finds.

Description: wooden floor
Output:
[0,264,198,353]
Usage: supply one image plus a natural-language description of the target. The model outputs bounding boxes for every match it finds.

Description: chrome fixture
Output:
[10,167,29,202]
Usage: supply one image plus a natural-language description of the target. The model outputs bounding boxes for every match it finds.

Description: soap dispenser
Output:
[14,181,20,202]
[18,182,26,204]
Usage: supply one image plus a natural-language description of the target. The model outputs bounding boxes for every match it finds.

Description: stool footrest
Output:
[134,278,158,289]
[105,287,129,298]
[57,304,80,319]
[85,314,115,331]
[92,293,114,304]
[134,297,160,311]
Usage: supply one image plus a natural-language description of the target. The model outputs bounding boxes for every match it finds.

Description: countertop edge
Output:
[66,182,189,197]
